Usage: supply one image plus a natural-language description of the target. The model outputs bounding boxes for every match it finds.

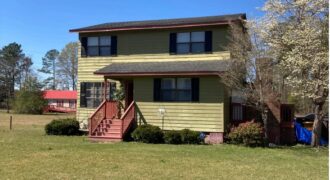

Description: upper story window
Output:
[81,36,117,57]
[177,32,205,54]
[170,31,212,55]
[87,36,111,56]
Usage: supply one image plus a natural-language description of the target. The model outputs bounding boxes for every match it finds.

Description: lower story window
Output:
[69,100,76,108]
[80,82,116,108]
[154,77,199,102]
[57,100,64,107]
[161,78,192,101]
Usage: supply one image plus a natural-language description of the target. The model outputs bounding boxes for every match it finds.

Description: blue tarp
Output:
[294,121,328,145]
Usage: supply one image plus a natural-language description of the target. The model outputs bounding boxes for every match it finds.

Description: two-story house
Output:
[70,13,247,143]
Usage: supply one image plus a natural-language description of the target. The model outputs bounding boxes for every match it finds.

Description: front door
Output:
[125,80,134,109]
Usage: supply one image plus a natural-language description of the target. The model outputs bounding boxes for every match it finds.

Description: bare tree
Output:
[57,42,78,90]
[222,22,283,142]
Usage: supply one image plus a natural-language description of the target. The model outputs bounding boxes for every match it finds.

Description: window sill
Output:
[81,55,117,58]
[169,52,213,55]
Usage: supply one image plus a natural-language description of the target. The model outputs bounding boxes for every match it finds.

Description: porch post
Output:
[103,77,107,100]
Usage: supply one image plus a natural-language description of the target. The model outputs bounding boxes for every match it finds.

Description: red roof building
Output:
[43,90,77,100]
[43,90,77,113]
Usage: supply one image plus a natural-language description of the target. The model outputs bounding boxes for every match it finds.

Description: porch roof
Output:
[94,60,229,77]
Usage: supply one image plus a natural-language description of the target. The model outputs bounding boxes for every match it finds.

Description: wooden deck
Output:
[45,105,76,113]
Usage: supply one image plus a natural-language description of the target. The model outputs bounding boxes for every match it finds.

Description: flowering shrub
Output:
[227,121,264,147]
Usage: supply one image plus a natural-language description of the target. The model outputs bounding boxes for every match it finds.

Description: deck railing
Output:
[120,101,136,137]
[89,100,118,136]
[89,100,135,138]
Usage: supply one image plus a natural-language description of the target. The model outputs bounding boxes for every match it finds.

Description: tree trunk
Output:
[311,104,323,147]
[261,108,269,142]
[53,59,56,90]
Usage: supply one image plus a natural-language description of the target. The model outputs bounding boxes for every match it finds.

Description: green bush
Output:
[164,130,182,144]
[45,118,81,136]
[131,124,164,143]
[180,129,202,144]
[227,121,264,147]
[13,90,47,114]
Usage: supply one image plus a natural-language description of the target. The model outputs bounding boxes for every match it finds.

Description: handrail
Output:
[89,100,107,136]
[120,101,135,119]
[89,100,107,119]
[120,101,136,137]
[88,100,135,138]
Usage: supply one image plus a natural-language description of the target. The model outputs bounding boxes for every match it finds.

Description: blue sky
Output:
[0,0,265,72]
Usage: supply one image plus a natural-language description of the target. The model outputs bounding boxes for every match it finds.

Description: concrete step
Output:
[104,133,122,139]
[89,136,122,142]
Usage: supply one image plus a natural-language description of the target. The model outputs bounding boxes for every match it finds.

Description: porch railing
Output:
[89,100,118,136]
[120,101,136,137]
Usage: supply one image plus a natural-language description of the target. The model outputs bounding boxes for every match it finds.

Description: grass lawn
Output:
[0,110,328,179]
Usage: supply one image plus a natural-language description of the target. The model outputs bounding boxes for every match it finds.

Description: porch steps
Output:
[89,118,123,141]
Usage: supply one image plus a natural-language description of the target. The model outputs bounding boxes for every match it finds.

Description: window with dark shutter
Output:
[191,78,199,102]
[81,37,87,57]
[174,31,209,54]
[169,33,177,54]
[205,31,212,53]
[80,82,87,107]
[111,36,117,56]
[80,82,117,108]
[85,36,113,57]
[154,78,161,101]
[155,78,195,102]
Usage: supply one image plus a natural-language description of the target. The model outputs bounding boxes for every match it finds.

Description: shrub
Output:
[180,129,202,144]
[164,130,182,144]
[45,118,80,136]
[13,90,47,114]
[131,124,164,143]
[227,121,264,147]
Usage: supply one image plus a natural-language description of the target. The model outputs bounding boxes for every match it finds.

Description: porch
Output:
[88,60,229,141]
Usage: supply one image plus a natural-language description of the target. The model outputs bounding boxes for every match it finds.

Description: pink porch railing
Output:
[89,100,118,136]
[89,100,136,138]
[120,101,136,136]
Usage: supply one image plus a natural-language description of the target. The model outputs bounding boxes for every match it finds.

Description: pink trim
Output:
[69,20,241,33]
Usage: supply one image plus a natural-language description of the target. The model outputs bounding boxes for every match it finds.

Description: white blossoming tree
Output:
[261,0,329,146]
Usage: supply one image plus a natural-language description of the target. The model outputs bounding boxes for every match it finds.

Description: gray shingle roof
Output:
[94,60,230,76]
[70,13,246,32]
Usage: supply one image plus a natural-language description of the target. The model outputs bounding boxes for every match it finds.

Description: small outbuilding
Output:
[43,90,77,113]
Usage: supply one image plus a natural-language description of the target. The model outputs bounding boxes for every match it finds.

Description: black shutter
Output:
[81,37,88,57]
[111,36,117,56]
[169,33,177,54]
[191,78,199,102]
[205,31,212,53]
[154,78,161,101]
[80,82,87,107]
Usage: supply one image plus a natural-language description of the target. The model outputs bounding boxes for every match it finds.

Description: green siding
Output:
[76,25,231,128]
[134,77,225,132]
[80,26,230,55]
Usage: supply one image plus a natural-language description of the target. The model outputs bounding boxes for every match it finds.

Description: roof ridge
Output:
[90,13,246,26]
[70,13,246,33]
